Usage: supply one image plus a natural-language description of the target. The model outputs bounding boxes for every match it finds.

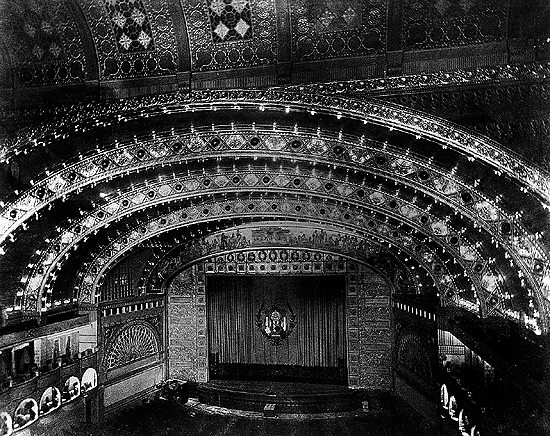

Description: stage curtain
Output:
[207,275,346,368]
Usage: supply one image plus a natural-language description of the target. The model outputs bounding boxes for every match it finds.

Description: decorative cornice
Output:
[284,62,550,96]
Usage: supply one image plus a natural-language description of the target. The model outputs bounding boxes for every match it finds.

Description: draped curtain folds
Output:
[207,275,346,376]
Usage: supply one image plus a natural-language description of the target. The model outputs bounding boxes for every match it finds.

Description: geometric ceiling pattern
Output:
[1,0,87,86]
[103,0,155,52]
[290,0,387,61]
[2,0,545,90]
[403,0,508,49]
[79,0,177,78]
[185,0,277,71]
[0,91,548,336]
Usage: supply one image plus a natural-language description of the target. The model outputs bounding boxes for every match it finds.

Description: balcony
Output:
[0,352,98,434]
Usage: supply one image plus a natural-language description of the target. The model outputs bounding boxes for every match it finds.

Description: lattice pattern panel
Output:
[1,0,86,86]
[167,266,207,382]
[290,0,388,61]
[347,264,392,389]
[183,0,277,71]
[208,0,253,42]
[77,0,178,79]
[202,249,349,275]
[397,329,434,384]
[103,0,155,52]
[106,321,160,369]
[403,0,508,49]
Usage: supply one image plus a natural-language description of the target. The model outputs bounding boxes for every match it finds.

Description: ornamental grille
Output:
[106,323,159,369]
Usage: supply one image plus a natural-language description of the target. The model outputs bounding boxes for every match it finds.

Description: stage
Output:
[198,380,362,414]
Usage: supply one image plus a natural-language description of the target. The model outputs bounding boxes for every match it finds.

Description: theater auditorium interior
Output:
[0,0,549,435]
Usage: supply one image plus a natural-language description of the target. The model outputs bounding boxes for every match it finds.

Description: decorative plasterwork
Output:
[77,0,178,78]
[5,129,546,326]
[2,91,548,201]
[290,0,387,62]
[284,62,550,96]
[28,168,487,297]
[103,0,155,53]
[104,320,160,370]
[146,224,419,292]
[0,0,87,86]
[2,131,542,269]
[0,91,548,331]
[403,0,508,50]
[53,192,495,314]
[182,0,277,71]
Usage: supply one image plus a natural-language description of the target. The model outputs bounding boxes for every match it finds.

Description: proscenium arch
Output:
[164,246,401,296]
[27,157,514,301]
[0,91,547,332]
[6,117,546,293]
[43,170,489,281]
[164,245,396,387]
[72,195,478,295]
[144,224,421,293]
[4,126,545,270]
[20,142,527,300]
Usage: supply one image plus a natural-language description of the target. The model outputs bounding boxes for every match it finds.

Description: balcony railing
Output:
[0,352,97,409]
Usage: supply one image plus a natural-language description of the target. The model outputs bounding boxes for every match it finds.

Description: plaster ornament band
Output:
[2,90,548,201]
[284,62,550,96]
[23,162,538,319]
[5,130,546,292]
[67,199,487,312]
[142,222,453,304]
[29,175,486,300]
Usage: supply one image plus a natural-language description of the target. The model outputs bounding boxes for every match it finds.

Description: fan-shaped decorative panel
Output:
[106,323,159,369]
[397,330,433,381]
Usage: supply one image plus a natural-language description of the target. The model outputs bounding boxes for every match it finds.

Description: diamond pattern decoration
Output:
[131,8,146,26]
[214,22,230,40]
[207,0,253,43]
[319,9,336,28]
[235,18,250,37]
[342,6,358,24]
[113,11,127,28]
[312,0,363,33]
[103,0,155,52]
[137,30,152,49]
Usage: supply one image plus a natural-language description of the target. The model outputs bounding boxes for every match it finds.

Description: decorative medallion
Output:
[256,300,296,345]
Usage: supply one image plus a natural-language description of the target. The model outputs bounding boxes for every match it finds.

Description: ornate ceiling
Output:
[1,0,549,101]
[0,1,549,336]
